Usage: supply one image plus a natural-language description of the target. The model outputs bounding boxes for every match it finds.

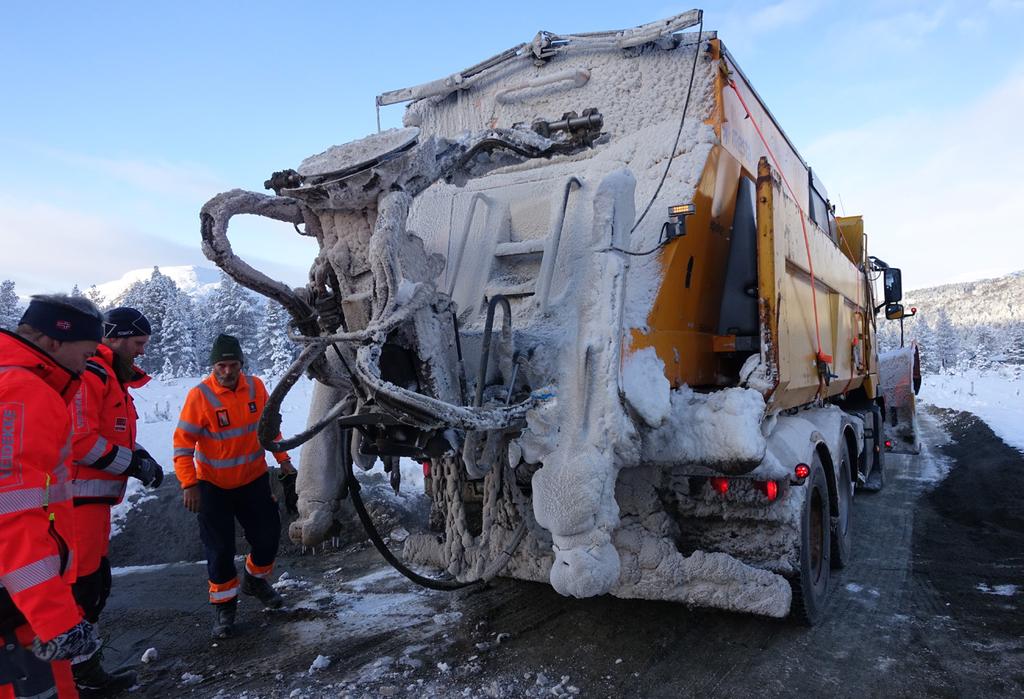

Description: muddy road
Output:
[101,408,1024,698]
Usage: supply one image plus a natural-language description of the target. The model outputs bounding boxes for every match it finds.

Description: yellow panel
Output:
[630,146,742,387]
[836,216,864,266]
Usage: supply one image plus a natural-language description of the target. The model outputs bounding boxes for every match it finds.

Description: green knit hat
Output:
[210,334,244,365]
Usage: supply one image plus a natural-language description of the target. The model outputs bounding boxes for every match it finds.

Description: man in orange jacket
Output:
[69,306,163,695]
[1,295,105,699]
[173,334,294,638]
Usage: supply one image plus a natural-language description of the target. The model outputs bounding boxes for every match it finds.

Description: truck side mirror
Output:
[883,268,903,305]
[885,303,904,320]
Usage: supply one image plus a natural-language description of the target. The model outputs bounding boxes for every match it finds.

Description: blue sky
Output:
[2,0,1022,294]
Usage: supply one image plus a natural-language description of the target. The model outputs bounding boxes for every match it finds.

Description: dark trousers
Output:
[197,473,280,586]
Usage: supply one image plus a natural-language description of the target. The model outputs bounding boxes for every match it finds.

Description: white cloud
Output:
[40,149,228,200]
[0,198,203,294]
[711,0,824,53]
[748,0,822,31]
[805,68,1024,289]
[0,197,315,297]
[988,0,1024,11]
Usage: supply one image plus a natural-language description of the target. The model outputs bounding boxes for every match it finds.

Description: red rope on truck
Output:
[727,79,832,366]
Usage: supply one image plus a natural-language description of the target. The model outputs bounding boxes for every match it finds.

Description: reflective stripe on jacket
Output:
[172,372,289,489]
[69,343,151,505]
[0,330,82,643]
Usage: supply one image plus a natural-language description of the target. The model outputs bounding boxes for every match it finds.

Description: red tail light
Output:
[794,463,810,480]
[710,477,730,494]
[753,480,779,501]
[422,461,431,477]
[884,440,893,449]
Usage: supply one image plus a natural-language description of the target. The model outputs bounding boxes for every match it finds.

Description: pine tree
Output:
[117,267,182,376]
[1004,321,1024,367]
[161,291,200,377]
[912,314,938,374]
[261,301,297,378]
[0,280,22,330]
[207,271,261,370]
[85,285,107,310]
[932,308,959,373]
[972,324,998,369]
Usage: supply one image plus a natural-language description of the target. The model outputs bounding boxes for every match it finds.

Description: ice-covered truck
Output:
[199,10,915,624]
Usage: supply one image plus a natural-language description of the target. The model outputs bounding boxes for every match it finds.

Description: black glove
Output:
[31,620,100,662]
[278,471,298,515]
[127,449,164,488]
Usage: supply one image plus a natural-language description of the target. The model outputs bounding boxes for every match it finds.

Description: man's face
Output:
[213,360,242,388]
[107,335,149,361]
[49,339,100,374]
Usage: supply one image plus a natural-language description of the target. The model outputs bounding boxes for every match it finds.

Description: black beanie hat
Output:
[103,307,152,339]
[210,334,244,365]
[20,295,103,343]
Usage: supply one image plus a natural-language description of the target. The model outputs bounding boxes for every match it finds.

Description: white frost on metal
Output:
[622,347,671,428]
[642,386,767,469]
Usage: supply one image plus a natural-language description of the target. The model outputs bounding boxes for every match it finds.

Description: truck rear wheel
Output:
[789,453,831,625]
[831,443,854,569]
[863,406,885,492]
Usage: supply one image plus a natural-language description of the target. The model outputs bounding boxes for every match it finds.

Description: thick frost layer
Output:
[524,170,638,598]
[643,386,767,470]
[622,347,671,428]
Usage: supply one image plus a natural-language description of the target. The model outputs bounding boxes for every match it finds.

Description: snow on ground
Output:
[112,373,423,536]
[920,368,1024,453]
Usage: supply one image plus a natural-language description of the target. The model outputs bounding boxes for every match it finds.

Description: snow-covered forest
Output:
[876,270,1024,376]
[5,267,1023,380]
[0,267,298,378]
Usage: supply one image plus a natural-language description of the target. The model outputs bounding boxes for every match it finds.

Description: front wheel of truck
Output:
[789,452,832,625]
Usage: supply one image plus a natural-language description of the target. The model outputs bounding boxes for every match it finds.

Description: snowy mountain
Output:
[90,265,221,305]
[882,269,1024,374]
[904,270,1024,326]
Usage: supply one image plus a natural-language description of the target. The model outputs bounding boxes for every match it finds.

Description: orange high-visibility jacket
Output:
[0,331,81,643]
[69,343,151,505]
[173,372,289,490]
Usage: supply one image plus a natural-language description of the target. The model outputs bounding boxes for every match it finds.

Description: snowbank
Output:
[921,368,1024,452]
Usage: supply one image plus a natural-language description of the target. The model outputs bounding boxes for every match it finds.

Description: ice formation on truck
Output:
[200,10,918,624]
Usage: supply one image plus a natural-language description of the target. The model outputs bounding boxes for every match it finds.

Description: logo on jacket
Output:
[114,417,128,432]
[1,405,23,484]
[248,401,257,414]
[216,409,231,427]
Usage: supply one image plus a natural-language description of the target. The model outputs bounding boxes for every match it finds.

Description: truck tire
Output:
[831,443,854,569]
[789,453,831,625]
[863,407,885,492]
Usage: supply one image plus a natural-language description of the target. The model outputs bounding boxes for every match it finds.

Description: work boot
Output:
[211,598,237,639]
[241,571,284,609]
[73,649,137,697]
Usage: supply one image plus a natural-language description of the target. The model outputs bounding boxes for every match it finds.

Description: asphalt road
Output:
[102,408,1024,698]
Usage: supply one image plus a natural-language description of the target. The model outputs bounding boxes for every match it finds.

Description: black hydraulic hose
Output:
[259,343,350,453]
[342,432,478,592]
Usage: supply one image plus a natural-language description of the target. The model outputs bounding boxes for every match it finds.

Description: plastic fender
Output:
[760,414,827,481]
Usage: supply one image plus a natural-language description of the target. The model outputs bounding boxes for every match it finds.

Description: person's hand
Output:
[31,620,100,662]
[127,449,164,488]
[183,486,201,513]
[279,459,296,476]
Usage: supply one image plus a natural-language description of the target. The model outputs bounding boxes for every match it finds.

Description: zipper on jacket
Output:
[43,474,71,574]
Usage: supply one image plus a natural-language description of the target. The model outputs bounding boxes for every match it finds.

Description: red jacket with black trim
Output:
[0,330,82,642]
[69,343,151,506]
[173,372,290,490]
